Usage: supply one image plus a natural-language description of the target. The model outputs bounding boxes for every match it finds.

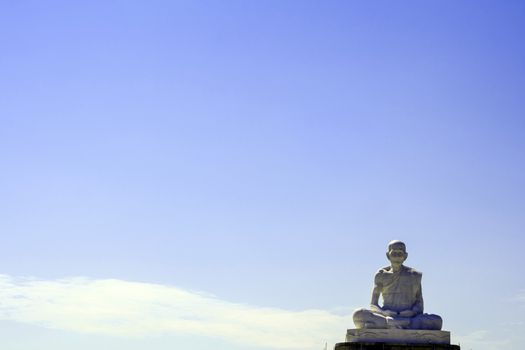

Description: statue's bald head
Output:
[387,240,407,252]
[386,240,408,264]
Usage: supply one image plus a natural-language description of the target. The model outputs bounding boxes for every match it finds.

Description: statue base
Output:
[335,342,460,350]
[346,329,451,344]
[337,329,459,350]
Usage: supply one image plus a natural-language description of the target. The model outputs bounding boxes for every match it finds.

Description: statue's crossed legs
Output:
[353,309,443,330]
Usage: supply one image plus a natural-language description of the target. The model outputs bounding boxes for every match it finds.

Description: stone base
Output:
[346,329,451,345]
[335,342,460,350]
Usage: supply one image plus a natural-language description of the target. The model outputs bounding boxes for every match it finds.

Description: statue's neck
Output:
[391,263,403,273]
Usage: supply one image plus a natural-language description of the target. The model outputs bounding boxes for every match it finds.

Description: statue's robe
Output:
[379,265,423,313]
[353,265,442,330]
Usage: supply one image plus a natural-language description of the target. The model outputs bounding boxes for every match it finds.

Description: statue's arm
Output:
[369,282,382,313]
[370,273,396,317]
[411,280,424,314]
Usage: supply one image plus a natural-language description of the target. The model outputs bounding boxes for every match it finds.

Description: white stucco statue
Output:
[353,240,443,330]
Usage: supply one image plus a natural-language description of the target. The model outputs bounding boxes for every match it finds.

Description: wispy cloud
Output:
[0,275,350,349]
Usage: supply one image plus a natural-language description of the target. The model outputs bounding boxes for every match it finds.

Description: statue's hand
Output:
[399,310,415,317]
[381,309,398,317]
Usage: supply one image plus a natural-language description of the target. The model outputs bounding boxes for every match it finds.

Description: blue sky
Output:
[1,1,524,349]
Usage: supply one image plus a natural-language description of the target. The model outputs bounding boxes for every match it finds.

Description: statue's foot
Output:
[386,317,410,329]
[364,321,382,329]
[386,323,403,329]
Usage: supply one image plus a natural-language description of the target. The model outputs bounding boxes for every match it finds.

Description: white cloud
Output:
[0,275,350,349]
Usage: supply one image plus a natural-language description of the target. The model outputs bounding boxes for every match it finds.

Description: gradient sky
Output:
[1,1,524,350]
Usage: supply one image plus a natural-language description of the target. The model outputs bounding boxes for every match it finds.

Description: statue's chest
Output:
[382,273,416,294]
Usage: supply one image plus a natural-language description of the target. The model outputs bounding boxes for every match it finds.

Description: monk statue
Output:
[353,240,443,330]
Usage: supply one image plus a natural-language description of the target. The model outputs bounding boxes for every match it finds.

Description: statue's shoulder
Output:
[376,266,391,274]
[374,266,390,284]
[403,266,422,277]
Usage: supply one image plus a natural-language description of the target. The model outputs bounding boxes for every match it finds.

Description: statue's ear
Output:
[404,252,409,260]
[386,252,390,260]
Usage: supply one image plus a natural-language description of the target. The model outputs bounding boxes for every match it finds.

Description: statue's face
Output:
[387,246,407,264]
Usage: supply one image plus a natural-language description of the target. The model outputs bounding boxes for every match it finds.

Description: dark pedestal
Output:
[335,342,460,350]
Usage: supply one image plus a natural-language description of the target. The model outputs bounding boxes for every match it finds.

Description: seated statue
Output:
[353,240,443,330]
